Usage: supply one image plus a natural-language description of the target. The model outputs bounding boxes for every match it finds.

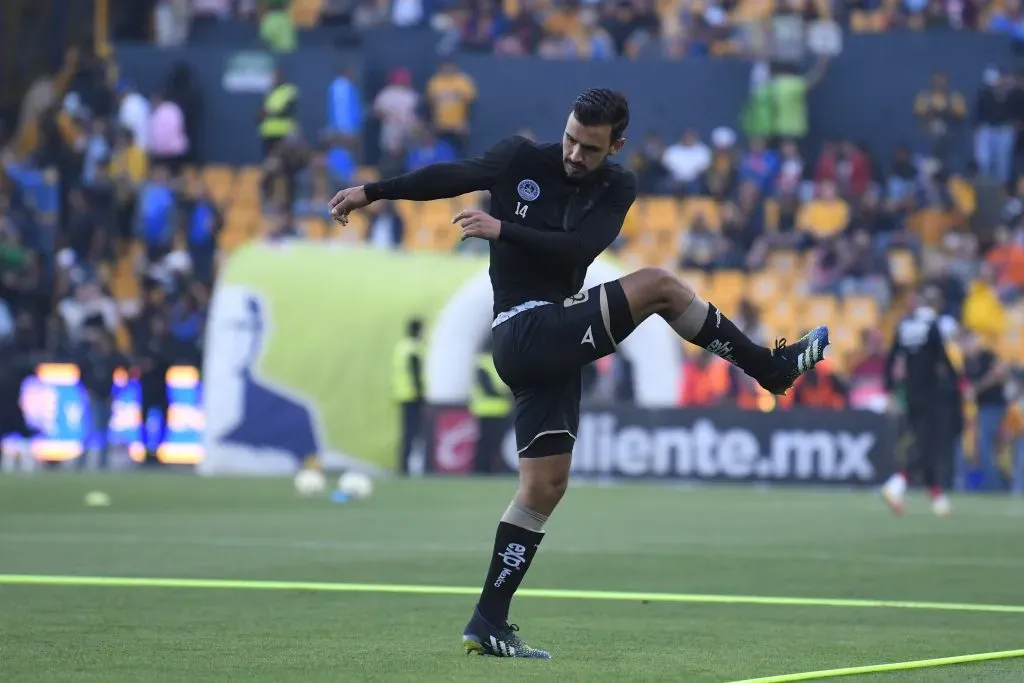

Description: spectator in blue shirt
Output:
[136,165,176,262]
[740,138,780,195]
[405,127,457,172]
[326,66,363,145]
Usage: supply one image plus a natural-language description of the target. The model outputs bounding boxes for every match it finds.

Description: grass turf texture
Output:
[1,475,1023,682]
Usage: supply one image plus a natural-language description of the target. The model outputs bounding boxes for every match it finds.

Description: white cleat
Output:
[880,474,907,516]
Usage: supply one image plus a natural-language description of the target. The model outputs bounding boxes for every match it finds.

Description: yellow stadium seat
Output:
[334,211,369,243]
[300,217,328,240]
[908,208,952,247]
[999,326,1024,365]
[888,249,918,287]
[709,270,746,309]
[217,227,251,255]
[680,197,722,231]
[202,165,235,206]
[842,295,880,332]
[763,299,798,337]
[236,167,262,204]
[804,295,839,327]
[394,200,421,226]
[765,249,800,274]
[746,270,787,308]
[948,176,976,216]
[638,197,683,232]
[678,269,709,296]
[355,166,380,183]
[622,203,641,237]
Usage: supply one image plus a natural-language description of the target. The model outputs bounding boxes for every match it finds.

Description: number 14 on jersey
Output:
[515,202,529,219]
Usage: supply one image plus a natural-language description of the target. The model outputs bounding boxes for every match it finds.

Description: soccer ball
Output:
[337,471,374,500]
[294,468,327,497]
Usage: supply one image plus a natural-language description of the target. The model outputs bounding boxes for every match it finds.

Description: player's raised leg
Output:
[617,267,829,394]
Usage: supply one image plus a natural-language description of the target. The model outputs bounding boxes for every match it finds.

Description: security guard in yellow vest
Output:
[470,343,512,473]
[259,68,298,157]
[392,318,424,473]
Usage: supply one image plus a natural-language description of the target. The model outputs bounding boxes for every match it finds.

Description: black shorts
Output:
[491,280,634,458]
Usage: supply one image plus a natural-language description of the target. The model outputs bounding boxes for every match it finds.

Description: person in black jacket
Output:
[78,329,130,470]
[329,89,831,658]
[881,285,961,516]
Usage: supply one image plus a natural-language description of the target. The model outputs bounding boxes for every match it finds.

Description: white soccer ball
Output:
[294,468,327,497]
[337,471,374,500]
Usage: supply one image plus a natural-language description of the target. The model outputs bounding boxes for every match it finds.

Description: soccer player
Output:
[329,89,830,659]
[881,285,961,517]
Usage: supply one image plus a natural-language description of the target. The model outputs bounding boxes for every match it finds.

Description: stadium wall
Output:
[114,31,1016,165]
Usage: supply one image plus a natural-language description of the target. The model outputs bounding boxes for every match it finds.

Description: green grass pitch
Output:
[2,474,1023,682]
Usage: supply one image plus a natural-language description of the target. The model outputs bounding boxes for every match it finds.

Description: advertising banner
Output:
[423,404,895,486]
[202,243,485,475]
[8,364,203,464]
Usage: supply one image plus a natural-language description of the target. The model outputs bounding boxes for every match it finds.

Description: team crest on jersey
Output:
[517,179,540,202]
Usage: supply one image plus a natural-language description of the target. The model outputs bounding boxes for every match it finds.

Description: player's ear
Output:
[609,138,626,156]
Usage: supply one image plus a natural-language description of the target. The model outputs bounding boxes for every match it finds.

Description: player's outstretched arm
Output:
[329,135,525,224]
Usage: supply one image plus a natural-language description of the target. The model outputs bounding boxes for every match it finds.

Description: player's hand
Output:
[453,209,501,241]
[329,186,369,225]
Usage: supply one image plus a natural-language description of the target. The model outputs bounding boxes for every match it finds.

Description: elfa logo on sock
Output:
[493,543,528,588]
[498,543,527,569]
[706,339,737,365]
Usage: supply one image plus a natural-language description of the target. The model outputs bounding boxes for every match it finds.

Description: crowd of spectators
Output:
[128,0,1024,59]
[4,11,1024,484]
[0,47,214,464]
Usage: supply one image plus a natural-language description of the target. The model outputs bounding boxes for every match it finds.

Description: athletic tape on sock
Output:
[501,502,548,532]
[669,294,709,341]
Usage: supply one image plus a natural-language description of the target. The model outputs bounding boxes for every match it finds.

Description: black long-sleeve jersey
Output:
[885,306,960,409]
[364,135,638,317]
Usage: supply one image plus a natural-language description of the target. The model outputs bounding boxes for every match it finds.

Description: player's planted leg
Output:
[618,268,829,394]
[462,452,567,658]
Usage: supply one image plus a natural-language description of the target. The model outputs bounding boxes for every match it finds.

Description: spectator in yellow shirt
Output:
[109,126,148,244]
[797,180,849,244]
[962,263,1007,345]
[426,61,477,156]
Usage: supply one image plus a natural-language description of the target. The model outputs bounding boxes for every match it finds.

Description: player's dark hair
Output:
[572,89,630,143]
[408,318,423,338]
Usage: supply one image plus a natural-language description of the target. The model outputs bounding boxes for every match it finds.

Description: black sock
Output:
[690,303,773,378]
[476,521,544,625]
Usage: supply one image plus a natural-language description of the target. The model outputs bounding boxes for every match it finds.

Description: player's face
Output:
[562,113,625,178]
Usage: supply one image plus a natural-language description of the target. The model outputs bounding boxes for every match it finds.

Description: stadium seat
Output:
[842,295,880,331]
[763,298,798,337]
[299,217,328,240]
[678,269,709,298]
[334,211,369,242]
[887,249,918,287]
[746,270,787,308]
[202,165,235,206]
[236,167,262,205]
[639,196,683,232]
[355,166,380,184]
[908,208,952,247]
[804,295,839,329]
[709,270,746,310]
[680,197,722,231]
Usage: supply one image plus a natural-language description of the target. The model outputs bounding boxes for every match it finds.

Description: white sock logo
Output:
[581,325,595,348]
[706,339,738,365]
[498,542,527,569]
